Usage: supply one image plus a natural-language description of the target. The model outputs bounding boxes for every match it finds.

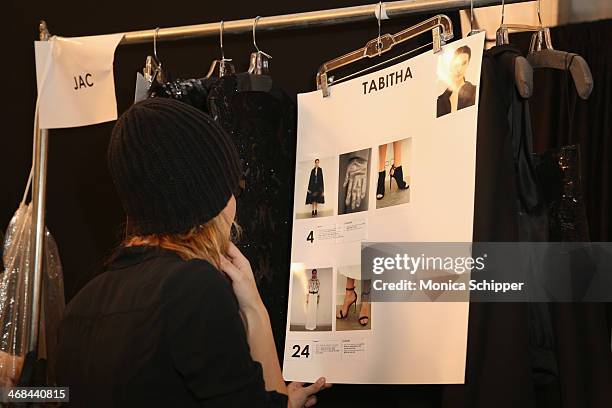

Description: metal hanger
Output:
[248,16,272,75]
[467,0,484,36]
[494,0,534,98]
[316,9,453,97]
[206,21,235,78]
[526,0,593,99]
[144,28,164,84]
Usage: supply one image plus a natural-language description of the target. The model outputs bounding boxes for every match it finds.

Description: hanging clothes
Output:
[513,19,612,408]
[149,73,297,357]
[439,44,534,408]
[206,74,296,355]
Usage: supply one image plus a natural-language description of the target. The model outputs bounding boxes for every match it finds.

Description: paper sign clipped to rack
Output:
[34,33,124,129]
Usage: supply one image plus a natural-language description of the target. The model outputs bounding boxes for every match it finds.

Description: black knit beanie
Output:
[108,98,241,235]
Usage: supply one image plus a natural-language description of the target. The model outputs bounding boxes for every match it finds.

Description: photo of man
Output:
[436,45,476,118]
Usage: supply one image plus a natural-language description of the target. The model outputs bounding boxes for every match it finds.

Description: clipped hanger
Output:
[248,16,272,75]
[206,21,235,78]
[526,0,593,99]
[495,0,534,98]
[316,10,454,97]
[144,28,164,84]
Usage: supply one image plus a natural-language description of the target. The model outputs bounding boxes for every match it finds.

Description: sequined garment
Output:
[149,74,296,354]
[207,74,296,353]
[535,144,590,242]
[148,78,215,113]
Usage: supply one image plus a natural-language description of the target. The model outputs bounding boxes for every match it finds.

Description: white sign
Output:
[284,33,486,384]
[34,33,124,129]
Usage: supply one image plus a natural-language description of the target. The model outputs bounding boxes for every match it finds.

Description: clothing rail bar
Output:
[120,0,534,45]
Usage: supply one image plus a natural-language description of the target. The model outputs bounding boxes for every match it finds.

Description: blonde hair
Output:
[124,213,240,269]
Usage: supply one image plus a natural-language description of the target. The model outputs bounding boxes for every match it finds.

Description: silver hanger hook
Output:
[219,20,225,60]
[252,16,261,53]
[377,2,383,55]
[537,0,543,27]
[470,0,475,32]
[153,27,160,62]
[500,0,505,25]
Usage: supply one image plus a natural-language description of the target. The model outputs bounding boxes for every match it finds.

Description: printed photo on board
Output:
[436,45,477,118]
[376,137,412,209]
[295,157,334,219]
[289,267,333,332]
[338,148,371,215]
[336,265,371,331]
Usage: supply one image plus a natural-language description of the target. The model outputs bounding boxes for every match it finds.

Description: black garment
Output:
[207,74,296,356]
[441,45,530,408]
[147,74,296,357]
[534,144,590,242]
[305,167,324,204]
[513,20,612,408]
[436,81,477,117]
[54,246,287,408]
[149,77,215,114]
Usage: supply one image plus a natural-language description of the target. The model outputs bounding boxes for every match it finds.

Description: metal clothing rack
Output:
[27,0,533,376]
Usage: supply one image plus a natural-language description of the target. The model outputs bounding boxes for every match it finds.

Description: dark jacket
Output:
[305,167,324,204]
[54,246,287,407]
[436,81,477,117]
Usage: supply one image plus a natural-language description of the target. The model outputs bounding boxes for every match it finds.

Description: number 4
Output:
[307,231,314,243]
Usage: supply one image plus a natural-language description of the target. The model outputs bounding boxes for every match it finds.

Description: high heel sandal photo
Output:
[358,289,370,326]
[376,170,386,200]
[389,164,409,191]
[336,287,357,319]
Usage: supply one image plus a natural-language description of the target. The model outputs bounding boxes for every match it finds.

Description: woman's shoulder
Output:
[164,257,231,296]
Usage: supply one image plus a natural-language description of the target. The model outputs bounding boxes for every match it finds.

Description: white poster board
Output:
[283,33,485,384]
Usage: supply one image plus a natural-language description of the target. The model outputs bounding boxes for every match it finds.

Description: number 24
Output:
[292,344,310,358]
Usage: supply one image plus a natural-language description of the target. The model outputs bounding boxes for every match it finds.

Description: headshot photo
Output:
[294,157,334,219]
[338,148,371,215]
[289,267,333,332]
[336,265,371,331]
[376,137,412,209]
[436,45,477,118]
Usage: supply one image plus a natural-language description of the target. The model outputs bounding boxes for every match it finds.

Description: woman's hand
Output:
[288,378,331,408]
[220,242,264,314]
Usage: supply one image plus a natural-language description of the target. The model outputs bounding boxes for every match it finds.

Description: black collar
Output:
[107,245,180,270]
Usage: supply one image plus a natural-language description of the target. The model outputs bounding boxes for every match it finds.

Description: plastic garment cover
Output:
[0,203,65,387]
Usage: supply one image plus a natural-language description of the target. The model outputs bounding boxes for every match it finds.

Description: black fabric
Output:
[54,246,287,407]
[436,81,477,118]
[512,19,612,242]
[146,73,296,358]
[206,73,296,358]
[511,19,612,408]
[440,45,536,408]
[534,145,591,242]
[305,167,325,204]
[107,98,241,235]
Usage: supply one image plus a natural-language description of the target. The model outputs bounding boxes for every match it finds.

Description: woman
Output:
[54,98,329,407]
[305,269,320,331]
[305,159,324,216]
